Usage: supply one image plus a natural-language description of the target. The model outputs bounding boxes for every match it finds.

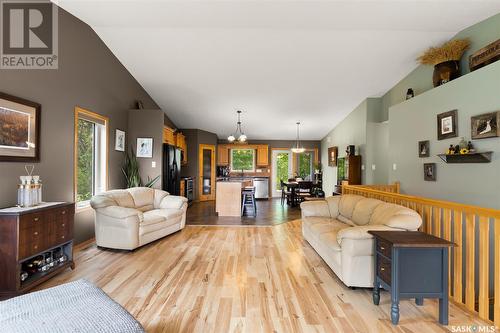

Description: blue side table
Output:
[368,231,454,325]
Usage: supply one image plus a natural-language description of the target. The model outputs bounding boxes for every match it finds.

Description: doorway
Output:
[271,150,292,198]
[198,144,216,201]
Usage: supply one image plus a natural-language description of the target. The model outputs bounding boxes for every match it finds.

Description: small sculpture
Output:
[447,144,455,155]
[467,141,475,153]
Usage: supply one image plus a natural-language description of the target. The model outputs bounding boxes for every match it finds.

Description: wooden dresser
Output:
[0,202,75,299]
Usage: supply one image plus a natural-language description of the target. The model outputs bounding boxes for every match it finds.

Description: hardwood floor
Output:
[186,198,301,226]
[38,220,488,333]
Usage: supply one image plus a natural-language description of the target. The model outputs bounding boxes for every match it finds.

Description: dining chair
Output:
[280,180,291,206]
[297,181,313,203]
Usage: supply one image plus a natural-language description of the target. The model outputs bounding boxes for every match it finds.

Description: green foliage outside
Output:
[275,153,289,190]
[298,153,312,179]
[76,119,94,202]
[231,149,254,171]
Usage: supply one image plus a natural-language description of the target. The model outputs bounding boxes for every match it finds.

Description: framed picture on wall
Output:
[418,140,430,157]
[423,163,436,181]
[0,92,41,162]
[471,111,499,139]
[328,146,338,166]
[136,137,153,158]
[437,110,458,140]
[115,129,125,151]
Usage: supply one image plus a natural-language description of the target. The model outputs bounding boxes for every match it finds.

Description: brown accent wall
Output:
[180,129,218,201]
[0,7,170,243]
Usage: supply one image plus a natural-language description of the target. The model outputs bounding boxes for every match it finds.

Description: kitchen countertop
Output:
[217,176,269,181]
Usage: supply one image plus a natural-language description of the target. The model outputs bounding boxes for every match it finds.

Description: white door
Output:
[271,150,292,197]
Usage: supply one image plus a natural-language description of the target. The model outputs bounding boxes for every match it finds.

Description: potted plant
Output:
[122,149,160,188]
[417,39,470,87]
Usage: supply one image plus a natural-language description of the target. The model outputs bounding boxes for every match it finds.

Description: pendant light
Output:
[291,122,306,153]
[228,110,247,143]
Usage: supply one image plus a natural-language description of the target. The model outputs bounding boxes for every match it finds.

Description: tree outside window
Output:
[76,119,94,202]
[231,149,255,172]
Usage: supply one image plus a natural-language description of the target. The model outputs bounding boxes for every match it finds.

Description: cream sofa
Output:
[90,187,188,250]
[301,195,422,288]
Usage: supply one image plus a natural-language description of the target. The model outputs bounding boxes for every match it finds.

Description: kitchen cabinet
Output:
[175,132,187,165]
[217,144,229,166]
[256,145,269,166]
[163,126,175,146]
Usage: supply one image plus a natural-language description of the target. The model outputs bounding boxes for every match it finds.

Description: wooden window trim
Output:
[74,106,109,210]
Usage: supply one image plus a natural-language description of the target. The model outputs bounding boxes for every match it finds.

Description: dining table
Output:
[284,180,320,207]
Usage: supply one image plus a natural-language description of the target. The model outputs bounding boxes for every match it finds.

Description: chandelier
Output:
[227,110,247,143]
[291,122,305,153]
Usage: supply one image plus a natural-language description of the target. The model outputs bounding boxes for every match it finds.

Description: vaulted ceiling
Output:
[56,1,500,140]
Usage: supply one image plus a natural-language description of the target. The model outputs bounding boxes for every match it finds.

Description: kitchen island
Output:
[215,179,252,217]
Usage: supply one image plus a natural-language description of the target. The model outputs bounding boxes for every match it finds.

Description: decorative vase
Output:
[433,60,460,87]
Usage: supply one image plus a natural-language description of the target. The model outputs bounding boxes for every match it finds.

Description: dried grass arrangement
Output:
[417,39,470,65]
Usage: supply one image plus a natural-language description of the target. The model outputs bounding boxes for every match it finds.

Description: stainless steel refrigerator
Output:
[162,144,181,195]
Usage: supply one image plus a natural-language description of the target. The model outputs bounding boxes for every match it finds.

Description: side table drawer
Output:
[377,254,391,286]
[377,239,392,258]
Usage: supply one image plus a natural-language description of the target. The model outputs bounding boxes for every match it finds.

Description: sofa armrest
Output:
[337,225,403,243]
[95,206,142,220]
[300,200,331,219]
[158,195,188,210]
[385,214,422,231]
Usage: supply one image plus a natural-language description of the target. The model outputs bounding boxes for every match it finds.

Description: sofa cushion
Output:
[105,190,135,208]
[337,215,354,226]
[351,198,383,226]
[128,187,154,209]
[150,208,184,220]
[141,210,166,226]
[153,189,169,208]
[318,230,342,252]
[325,196,340,218]
[338,195,364,221]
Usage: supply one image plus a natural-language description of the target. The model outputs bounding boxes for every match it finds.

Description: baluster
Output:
[465,213,476,311]
[453,211,463,304]
[443,209,452,296]
[424,206,432,234]
[495,218,500,328]
[433,207,441,237]
[478,216,489,320]
[416,204,424,232]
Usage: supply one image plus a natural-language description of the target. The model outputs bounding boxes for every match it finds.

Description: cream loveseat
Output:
[301,194,422,288]
[90,187,188,250]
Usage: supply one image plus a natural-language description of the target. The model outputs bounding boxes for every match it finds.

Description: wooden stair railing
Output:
[342,183,500,325]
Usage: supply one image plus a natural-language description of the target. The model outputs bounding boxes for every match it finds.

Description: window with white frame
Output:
[230,148,255,172]
[75,108,108,208]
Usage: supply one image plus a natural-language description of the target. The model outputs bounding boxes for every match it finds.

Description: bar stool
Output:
[241,186,257,217]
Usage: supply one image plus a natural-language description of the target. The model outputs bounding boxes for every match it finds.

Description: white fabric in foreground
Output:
[0,279,144,333]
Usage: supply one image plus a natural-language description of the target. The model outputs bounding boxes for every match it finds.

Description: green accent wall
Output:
[389,61,500,209]
[380,13,500,121]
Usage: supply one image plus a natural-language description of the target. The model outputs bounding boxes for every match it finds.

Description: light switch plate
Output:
[371,164,376,170]
[152,161,156,168]
[392,163,397,171]
[361,164,365,170]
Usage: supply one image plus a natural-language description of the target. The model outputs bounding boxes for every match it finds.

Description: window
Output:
[297,152,312,179]
[231,148,255,172]
[74,107,108,208]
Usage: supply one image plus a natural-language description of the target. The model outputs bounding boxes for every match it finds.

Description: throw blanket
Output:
[0,279,144,333]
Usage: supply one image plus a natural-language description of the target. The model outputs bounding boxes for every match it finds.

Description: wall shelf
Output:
[437,152,492,163]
